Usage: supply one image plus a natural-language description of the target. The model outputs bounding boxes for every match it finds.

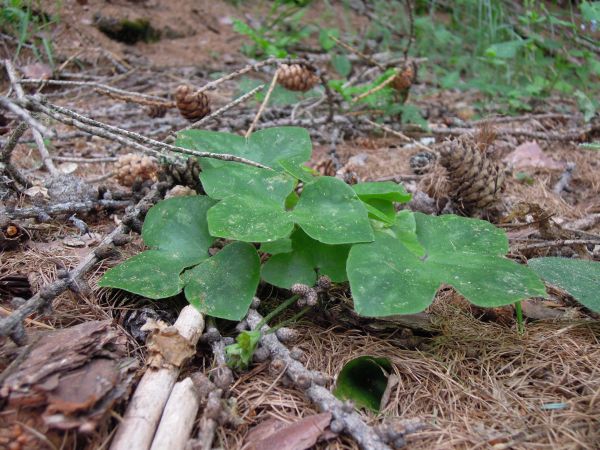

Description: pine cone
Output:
[175,85,210,121]
[277,64,319,92]
[159,157,201,191]
[312,157,337,176]
[391,62,417,92]
[147,104,168,118]
[410,151,437,174]
[437,134,506,214]
[115,153,159,187]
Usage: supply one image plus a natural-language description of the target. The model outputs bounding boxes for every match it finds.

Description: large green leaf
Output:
[99,196,216,298]
[177,127,310,203]
[528,257,600,313]
[333,356,392,413]
[199,163,295,202]
[261,228,350,288]
[293,177,374,245]
[176,127,312,167]
[183,242,260,320]
[207,195,293,242]
[347,212,546,317]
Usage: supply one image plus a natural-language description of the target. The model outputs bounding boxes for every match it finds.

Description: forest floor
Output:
[0,1,599,449]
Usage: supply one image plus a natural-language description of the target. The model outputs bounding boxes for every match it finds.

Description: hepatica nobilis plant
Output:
[99,127,546,321]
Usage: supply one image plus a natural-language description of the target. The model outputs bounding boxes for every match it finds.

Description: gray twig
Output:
[3,199,130,220]
[0,122,31,189]
[3,59,59,176]
[0,183,168,344]
[246,309,393,450]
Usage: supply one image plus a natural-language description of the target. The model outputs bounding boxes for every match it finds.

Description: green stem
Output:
[267,306,311,334]
[515,300,525,334]
[256,295,299,330]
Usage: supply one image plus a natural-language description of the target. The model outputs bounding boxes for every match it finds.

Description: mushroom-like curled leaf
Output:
[528,257,600,312]
[347,212,546,317]
[333,356,392,413]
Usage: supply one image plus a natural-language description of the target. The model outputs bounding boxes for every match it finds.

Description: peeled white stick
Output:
[110,305,205,450]
[150,377,200,450]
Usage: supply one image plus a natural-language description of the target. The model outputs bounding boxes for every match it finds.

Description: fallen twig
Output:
[514,238,600,252]
[0,96,51,137]
[363,118,430,150]
[246,309,393,450]
[245,69,280,137]
[110,305,205,450]
[3,199,130,220]
[0,122,31,189]
[4,59,58,176]
[0,183,167,344]
[25,96,271,169]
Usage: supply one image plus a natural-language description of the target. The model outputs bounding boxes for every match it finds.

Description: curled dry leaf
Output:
[503,141,565,170]
[243,412,333,450]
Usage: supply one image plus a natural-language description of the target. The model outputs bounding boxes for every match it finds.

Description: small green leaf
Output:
[332,53,352,77]
[293,177,374,245]
[318,28,339,51]
[352,181,411,203]
[184,242,260,320]
[261,228,350,288]
[225,330,261,370]
[347,213,546,317]
[528,257,600,312]
[333,356,392,413]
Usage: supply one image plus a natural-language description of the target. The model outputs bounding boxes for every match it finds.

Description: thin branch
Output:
[514,239,600,251]
[3,199,130,220]
[352,71,398,103]
[0,184,167,344]
[4,59,59,176]
[331,35,385,70]
[0,96,51,136]
[26,97,271,169]
[18,78,171,104]
[1,122,31,189]
[197,57,276,94]
[363,118,430,150]
[245,69,280,138]
[246,309,393,450]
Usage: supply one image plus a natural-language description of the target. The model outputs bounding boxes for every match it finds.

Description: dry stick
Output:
[245,69,280,138]
[0,96,51,137]
[0,122,31,189]
[3,199,130,220]
[110,306,205,450]
[363,118,430,151]
[469,112,575,125]
[53,155,118,163]
[196,58,276,95]
[27,97,271,169]
[514,238,600,252]
[150,377,200,450]
[352,70,399,103]
[419,125,593,142]
[18,78,171,103]
[0,184,165,343]
[99,90,175,108]
[165,84,265,143]
[330,35,385,70]
[4,60,59,176]
[246,309,392,450]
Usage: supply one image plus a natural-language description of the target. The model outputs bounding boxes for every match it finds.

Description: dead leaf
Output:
[521,299,580,320]
[503,141,565,170]
[243,412,332,450]
[24,185,50,200]
[146,324,196,368]
[58,162,79,174]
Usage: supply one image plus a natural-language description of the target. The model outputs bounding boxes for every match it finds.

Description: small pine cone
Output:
[313,157,337,176]
[278,64,319,92]
[175,85,210,121]
[437,134,506,214]
[159,157,202,190]
[391,62,417,92]
[115,153,159,187]
[146,104,168,118]
[410,151,437,175]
